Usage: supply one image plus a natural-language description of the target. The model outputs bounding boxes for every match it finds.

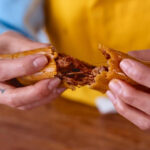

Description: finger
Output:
[0,31,50,53]
[120,59,150,88]
[0,82,14,92]
[0,78,61,107]
[21,41,50,52]
[109,79,150,115]
[106,90,150,130]
[128,50,150,61]
[18,88,66,110]
[0,54,48,81]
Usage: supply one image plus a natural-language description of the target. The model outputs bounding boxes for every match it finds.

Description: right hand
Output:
[0,31,65,110]
[107,50,150,130]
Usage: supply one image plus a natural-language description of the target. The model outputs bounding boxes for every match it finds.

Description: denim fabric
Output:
[0,0,44,40]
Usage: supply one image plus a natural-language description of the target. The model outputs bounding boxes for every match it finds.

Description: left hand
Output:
[106,50,150,130]
[0,31,66,110]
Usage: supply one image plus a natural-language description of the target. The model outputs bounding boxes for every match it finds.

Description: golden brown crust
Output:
[90,45,150,93]
[0,46,58,85]
[0,45,150,93]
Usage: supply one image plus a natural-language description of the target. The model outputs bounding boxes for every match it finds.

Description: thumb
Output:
[128,50,150,61]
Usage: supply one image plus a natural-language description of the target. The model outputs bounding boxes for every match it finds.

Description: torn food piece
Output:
[56,54,108,87]
[0,45,150,93]
[90,45,150,93]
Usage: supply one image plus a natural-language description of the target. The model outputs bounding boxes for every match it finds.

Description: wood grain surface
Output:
[0,98,149,150]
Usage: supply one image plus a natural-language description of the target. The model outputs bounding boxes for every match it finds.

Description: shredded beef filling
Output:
[56,54,108,86]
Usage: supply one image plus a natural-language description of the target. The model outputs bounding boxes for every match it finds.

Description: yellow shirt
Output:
[45,0,150,106]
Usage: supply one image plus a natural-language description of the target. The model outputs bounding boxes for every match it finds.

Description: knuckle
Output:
[55,89,62,97]
[135,70,146,81]
[7,96,18,108]
[52,88,57,95]
[35,87,49,99]
[0,65,8,81]
[6,91,21,108]
[115,103,126,115]
[120,89,133,101]
[38,90,49,98]
[0,74,8,81]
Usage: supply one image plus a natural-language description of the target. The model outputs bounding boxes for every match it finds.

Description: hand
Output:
[0,31,65,110]
[106,50,150,130]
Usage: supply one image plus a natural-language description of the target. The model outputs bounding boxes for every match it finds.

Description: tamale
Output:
[0,45,149,93]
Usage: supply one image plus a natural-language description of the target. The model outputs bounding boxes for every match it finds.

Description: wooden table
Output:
[0,98,149,150]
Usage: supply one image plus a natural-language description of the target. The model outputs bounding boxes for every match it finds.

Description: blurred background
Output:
[0,0,150,150]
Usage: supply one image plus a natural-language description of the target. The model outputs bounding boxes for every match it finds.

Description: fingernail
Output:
[120,59,132,71]
[57,88,66,94]
[109,80,121,93]
[33,55,48,68]
[48,78,61,90]
[106,91,117,104]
